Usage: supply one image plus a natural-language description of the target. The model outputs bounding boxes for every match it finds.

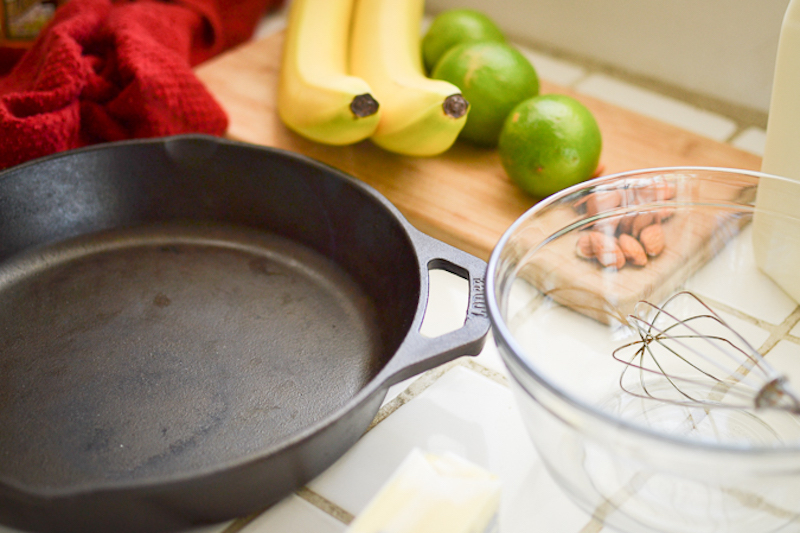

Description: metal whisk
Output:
[612,291,800,414]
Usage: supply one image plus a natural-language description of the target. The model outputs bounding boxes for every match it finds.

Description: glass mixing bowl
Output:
[487,168,800,533]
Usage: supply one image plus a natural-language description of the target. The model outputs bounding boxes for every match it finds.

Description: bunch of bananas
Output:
[277,0,469,156]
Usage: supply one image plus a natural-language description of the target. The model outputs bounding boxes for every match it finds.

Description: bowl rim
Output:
[487,165,800,454]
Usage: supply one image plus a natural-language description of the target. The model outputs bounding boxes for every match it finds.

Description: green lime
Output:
[432,41,539,147]
[421,9,505,74]
[498,94,602,198]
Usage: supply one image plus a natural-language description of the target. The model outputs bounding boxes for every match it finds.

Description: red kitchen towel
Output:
[0,0,281,170]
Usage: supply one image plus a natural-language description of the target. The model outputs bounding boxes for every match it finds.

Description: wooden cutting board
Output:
[517,176,756,324]
[195,32,761,262]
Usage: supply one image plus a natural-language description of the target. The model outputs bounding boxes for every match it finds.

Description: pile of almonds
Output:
[573,181,676,270]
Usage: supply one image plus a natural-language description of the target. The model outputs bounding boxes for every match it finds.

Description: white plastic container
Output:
[754,0,800,302]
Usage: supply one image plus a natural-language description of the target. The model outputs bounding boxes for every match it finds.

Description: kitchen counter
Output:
[231,235,800,533]
[3,9,795,533]
[192,21,800,532]
[197,10,794,533]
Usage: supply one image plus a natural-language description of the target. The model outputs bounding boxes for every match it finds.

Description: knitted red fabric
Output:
[0,0,279,170]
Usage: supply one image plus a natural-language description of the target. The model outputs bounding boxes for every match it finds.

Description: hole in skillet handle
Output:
[376,230,491,388]
[420,269,469,338]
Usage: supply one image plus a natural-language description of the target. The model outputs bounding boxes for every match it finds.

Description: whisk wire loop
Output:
[612,291,800,414]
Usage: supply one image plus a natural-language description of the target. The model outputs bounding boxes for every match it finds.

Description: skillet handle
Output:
[376,230,491,388]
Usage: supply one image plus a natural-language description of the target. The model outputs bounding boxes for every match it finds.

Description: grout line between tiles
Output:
[567,72,592,91]
[516,40,763,147]
[579,471,650,533]
[723,126,745,145]
[759,306,800,356]
[578,520,605,533]
[365,358,465,431]
[508,291,546,332]
[296,487,356,526]
[367,354,511,432]
[220,509,269,533]
[698,294,800,355]
[722,487,800,521]
[513,35,768,131]
[722,123,761,147]
[460,356,509,387]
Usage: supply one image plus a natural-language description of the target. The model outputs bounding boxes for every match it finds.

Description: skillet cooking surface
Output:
[0,221,382,489]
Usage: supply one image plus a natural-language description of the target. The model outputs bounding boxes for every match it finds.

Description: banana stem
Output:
[350,94,380,117]
[443,94,469,119]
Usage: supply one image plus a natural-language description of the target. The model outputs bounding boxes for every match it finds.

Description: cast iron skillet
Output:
[0,135,490,533]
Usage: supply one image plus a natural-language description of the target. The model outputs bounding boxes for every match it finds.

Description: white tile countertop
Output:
[4,6,797,533]
[137,225,800,533]
[206,231,800,533]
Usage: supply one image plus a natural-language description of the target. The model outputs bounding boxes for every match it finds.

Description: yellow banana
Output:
[278,0,380,145]
[350,0,469,156]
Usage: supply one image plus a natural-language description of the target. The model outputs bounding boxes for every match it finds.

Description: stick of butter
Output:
[346,449,501,533]
[754,0,800,303]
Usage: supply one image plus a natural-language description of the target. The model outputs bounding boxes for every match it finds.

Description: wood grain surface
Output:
[195,32,761,261]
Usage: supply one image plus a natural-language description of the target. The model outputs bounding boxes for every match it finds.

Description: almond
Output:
[639,223,665,257]
[657,207,675,222]
[592,216,620,236]
[617,213,636,235]
[631,212,656,237]
[576,232,595,259]
[618,233,647,266]
[589,231,625,269]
